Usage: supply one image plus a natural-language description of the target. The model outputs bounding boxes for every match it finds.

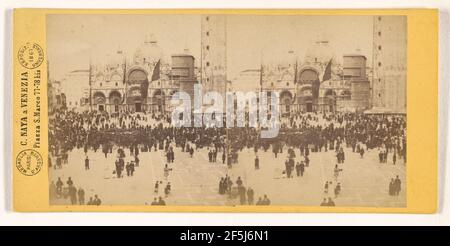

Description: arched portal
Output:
[324,89,337,112]
[109,91,122,112]
[299,69,320,98]
[298,68,320,112]
[92,91,106,111]
[127,68,148,112]
[153,89,166,113]
[298,86,315,113]
[280,90,293,117]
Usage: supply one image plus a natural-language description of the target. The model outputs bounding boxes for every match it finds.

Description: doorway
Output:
[135,103,142,112]
[306,103,313,112]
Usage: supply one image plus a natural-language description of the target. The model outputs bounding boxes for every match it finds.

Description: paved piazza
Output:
[49,139,406,207]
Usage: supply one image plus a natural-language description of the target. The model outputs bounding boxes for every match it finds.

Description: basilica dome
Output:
[106,49,125,69]
[304,40,336,65]
[133,34,164,65]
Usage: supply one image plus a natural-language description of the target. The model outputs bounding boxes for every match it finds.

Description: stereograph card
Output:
[12,9,438,212]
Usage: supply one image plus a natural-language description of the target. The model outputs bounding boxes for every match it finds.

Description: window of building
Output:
[100,83,102,87]
[206,16,209,21]
[206,31,209,36]
[286,82,289,86]
[378,31,381,36]
[206,45,210,50]
[378,45,382,50]
[115,82,118,86]
[378,16,382,21]
[378,62,382,67]
[206,62,210,67]
[378,93,381,98]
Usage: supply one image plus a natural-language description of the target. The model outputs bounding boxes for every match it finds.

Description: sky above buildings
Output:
[47,14,202,81]
[226,15,373,79]
[47,14,373,82]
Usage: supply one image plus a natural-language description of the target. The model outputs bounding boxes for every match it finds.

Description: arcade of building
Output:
[75,34,197,115]
[49,16,406,117]
[55,40,372,117]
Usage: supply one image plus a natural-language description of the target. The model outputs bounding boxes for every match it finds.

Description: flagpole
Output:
[294,56,298,114]
[89,59,92,111]
[123,55,127,113]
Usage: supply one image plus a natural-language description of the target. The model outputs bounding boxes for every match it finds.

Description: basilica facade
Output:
[84,35,196,114]
[232,40,371,116]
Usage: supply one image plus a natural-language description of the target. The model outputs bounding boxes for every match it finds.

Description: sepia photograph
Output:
[46,14,407,207]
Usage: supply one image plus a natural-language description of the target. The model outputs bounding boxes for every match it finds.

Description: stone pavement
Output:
[49,143,406,207]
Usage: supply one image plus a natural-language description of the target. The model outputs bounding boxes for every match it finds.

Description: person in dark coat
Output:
[299,161,305,177]
[66,177,73,187]
[295,162,301,177]
[236,176,243,187]
[164,182,171,197]
[389,178,394,196]
[262,195,271,205]
[254,156,259,170]
[324,181,329,194]
[247,187,254,205]
[56,177,63,196]
[154,181,160,194]
[84,156,90,170]
[189,147,194,157]
[222,151,226,164]
[69,185,77,205]
[93,194,101,206]
[77,187,85,205]
[285,160,292,178]
[129,162,135,176]
[256,197,263,205]
[394,175,401,195]
[135,155,140,167]
[219,178,225,195]
[87,197,93,205]
[115,160,122,178]
[334,183,341,198]
[238,185,246,205]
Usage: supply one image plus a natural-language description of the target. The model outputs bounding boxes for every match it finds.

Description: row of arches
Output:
[91,89,178,113]
[324,89,351,98]
[92,89,177,103]
[276,88,352,114]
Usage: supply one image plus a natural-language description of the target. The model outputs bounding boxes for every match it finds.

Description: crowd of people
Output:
[226,112,406,206]
[389,175,402,196]
[48,108,406,206]
[49,176,102,206]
